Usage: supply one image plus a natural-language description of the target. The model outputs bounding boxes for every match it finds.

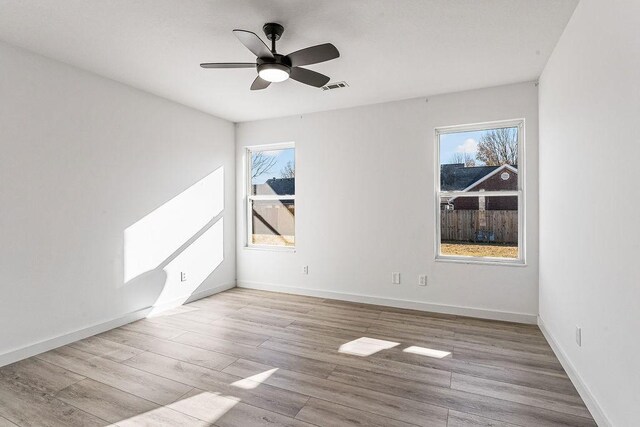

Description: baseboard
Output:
[185,281,236,303]
[237,281,537,324]
[147,281,237,315]
[0,281,236,368]
[0,307,151,368]
[538,316,611,427]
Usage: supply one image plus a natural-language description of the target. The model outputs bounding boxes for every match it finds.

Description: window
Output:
[246,143,295,248]
[436,120,524,263]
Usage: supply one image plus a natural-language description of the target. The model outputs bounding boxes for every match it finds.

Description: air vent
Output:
[321,81,349,91]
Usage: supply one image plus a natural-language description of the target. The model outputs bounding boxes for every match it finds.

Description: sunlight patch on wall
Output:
[338,337,399,357]
[403,346,451,359]
[149,217,224,312]
[124,167,224,283]
[231,368,278,390]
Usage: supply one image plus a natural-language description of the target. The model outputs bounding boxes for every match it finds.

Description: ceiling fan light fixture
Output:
[200,24,339,90]
[257,63,290,82]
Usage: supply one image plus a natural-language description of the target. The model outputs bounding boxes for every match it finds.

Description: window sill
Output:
[244,245,296,253]
[435,256,526,267]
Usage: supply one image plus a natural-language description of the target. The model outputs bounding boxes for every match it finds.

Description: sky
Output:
[440,130,486,166]
[439,127,518,166]
[251,147,295,185]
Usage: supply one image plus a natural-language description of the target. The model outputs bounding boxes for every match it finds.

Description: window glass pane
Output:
[251,199,295,247]
[440,195,518,259]
[251,148,295,196]
[440,126,518,190]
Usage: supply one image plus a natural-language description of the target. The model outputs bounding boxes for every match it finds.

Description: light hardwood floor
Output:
[0,288,595,426]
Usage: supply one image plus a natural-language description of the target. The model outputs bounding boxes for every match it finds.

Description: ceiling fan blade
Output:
[233,29,274,59]
[200,63,256,69]
[286,43,339,67]
[289,67,330,88]
[250,76,271,91]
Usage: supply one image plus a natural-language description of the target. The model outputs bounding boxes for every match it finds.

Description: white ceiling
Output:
[0,0,578,122]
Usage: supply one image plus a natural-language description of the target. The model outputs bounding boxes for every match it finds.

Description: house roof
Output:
[253,177,295,196]
[441,163,517,191]
[441,164,499,191]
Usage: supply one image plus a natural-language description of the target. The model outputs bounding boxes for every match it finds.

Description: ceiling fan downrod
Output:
[263,22,284,54]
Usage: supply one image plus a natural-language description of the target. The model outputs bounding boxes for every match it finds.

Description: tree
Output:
[449,152,476,167]
[476,128,518,166]
[280,161,295,178]
[251,152,277,179]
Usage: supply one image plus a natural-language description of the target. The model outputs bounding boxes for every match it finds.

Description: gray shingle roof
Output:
[253,177,295,196]
[440,163,500,191]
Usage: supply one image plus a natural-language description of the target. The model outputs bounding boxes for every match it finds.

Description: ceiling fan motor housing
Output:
[257,54,291,68]
[263,22,284,41]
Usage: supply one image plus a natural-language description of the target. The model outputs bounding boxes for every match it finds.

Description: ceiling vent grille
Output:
[321,81,349,91]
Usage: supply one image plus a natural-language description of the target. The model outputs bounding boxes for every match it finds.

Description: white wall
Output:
[538,1,640,425]
[0,42,236,364]
[236,82,539,323]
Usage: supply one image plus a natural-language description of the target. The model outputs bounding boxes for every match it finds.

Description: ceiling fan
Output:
[200,23,340,90]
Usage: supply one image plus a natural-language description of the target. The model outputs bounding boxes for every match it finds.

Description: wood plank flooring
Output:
[0,288,595,426]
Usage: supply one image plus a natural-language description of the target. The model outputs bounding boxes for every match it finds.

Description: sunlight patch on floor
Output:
[118,390,238,425]
[231,368,278,390]
[403,345,451,359]
[338,337,399,357]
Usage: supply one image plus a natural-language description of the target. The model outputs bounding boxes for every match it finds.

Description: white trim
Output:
[435,256,526,266]
[238,281,537,324]
[185,281,236,302]
[440,190,520,197]
[0,308,149,368]
[245,142,296,249]
[243,246,296,253]
[435,119,525,264]
[435,118,524,135]
[249,195,296,201]
[244,141,295,151]
[538,316,611,427]
[148,281,237,314]
[246,147,252,246]
[0,281,235,368]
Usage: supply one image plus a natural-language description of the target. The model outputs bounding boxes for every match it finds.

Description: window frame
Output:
[245,142,296,250]
[434,119,526,265]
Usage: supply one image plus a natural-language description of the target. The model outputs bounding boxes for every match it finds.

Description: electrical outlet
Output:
[392,272,401,284]
[418,274,427,286]
[575,326,582,347]
[180,272,187,282]
[303,266,309,275]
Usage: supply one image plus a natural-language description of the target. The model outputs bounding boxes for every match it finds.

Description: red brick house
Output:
[441,163,517,210]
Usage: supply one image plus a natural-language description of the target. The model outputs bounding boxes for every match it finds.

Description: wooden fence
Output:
[441,210,518,244]
[252,204,295,236]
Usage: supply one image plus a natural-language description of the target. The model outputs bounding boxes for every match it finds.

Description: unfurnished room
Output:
[0,1,638,426]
